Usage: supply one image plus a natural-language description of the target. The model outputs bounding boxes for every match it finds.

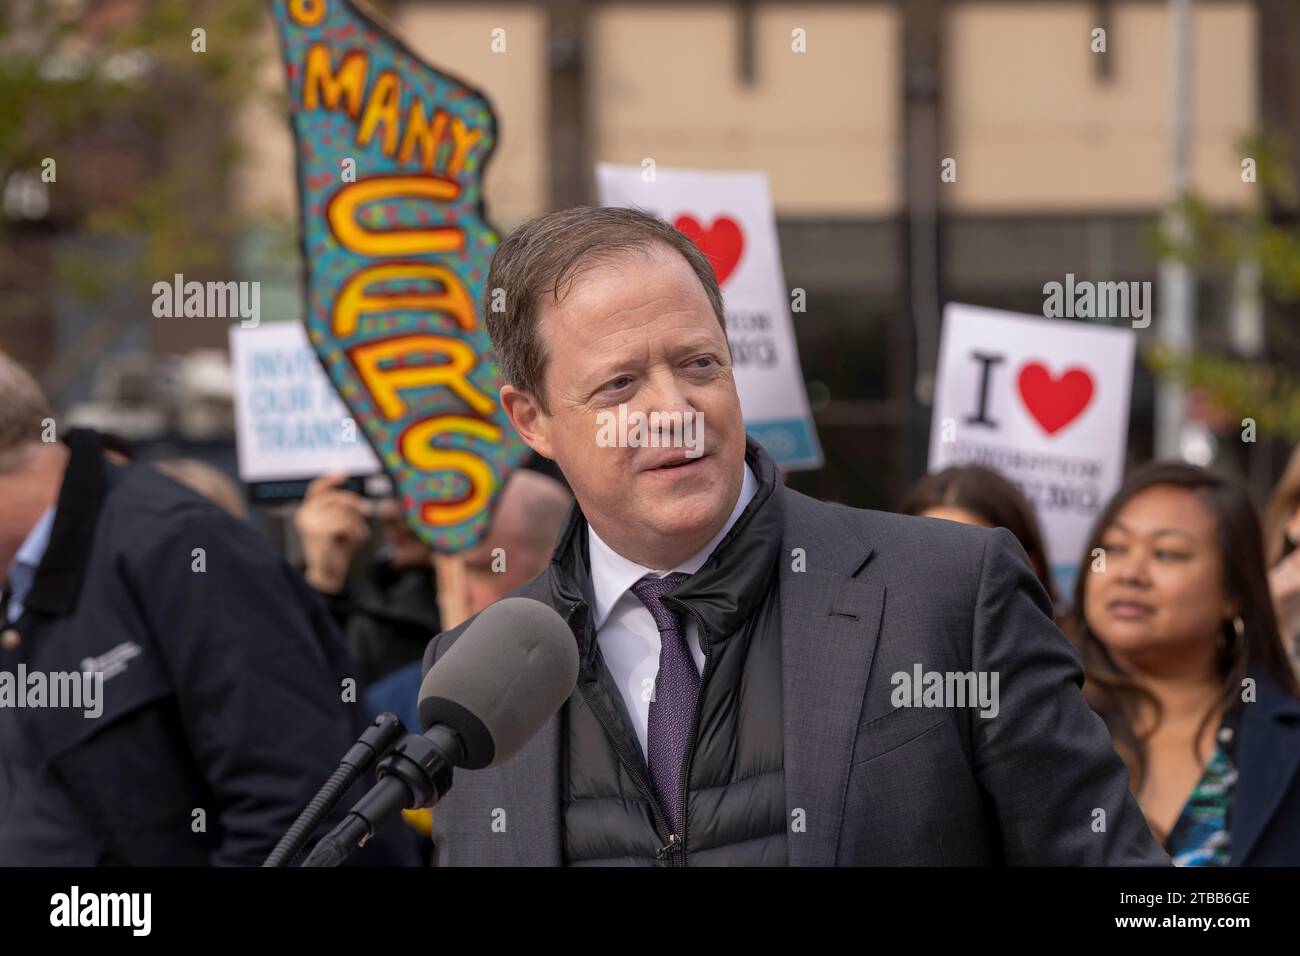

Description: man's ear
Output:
[501,384,554,460]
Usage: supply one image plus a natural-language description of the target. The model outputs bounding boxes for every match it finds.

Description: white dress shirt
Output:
[6,507,55,624]
[587,464,759,757]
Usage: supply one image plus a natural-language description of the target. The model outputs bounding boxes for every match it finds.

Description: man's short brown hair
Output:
[484,206,728,413]
[0,351,53,470]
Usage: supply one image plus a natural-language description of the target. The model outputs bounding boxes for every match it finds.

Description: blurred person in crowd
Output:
[364,465,572,730]
[1264,444,1300,675]
[294,473,441,689]
[0,352,415,866]
[900,464,1058,608]
[436,467,573,627]
[421,206,1166,866]
[1069,462,1300,865]
[154,457,248,521]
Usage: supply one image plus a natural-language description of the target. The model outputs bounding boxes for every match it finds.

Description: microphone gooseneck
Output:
[297,598,578,866]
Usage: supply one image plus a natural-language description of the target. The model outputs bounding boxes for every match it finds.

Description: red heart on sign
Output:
[1016,363,1095,436]
[673,215,744,285]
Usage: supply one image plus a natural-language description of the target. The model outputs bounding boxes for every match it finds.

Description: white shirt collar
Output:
[6,505,55,614]
[587,463,759,630]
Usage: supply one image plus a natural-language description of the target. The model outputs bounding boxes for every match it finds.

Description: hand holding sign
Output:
[294,472,373,593]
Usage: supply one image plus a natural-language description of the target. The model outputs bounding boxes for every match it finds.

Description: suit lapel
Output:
[779,493,883,866]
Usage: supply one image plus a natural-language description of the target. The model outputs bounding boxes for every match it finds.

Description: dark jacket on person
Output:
[1230,673,1300,865]
[0,429,416,866]
[316,562,441,689]
[422,438,1170,866]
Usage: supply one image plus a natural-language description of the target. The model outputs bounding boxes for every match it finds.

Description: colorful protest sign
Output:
[269,0,527,551]
[595,163,823,471]
[229,321,381,491]
[928,303,1135,597]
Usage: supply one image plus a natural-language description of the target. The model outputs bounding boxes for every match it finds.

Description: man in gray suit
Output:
[422,205,1168,866]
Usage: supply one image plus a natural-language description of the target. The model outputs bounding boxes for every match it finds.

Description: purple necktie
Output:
[629,572,697,834]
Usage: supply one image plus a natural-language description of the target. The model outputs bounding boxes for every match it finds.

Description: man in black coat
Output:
[0,354,414,865]
[422,206,1170,866]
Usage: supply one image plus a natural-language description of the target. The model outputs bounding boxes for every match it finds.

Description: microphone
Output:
[299,598,577,866]
[418,596,580,768]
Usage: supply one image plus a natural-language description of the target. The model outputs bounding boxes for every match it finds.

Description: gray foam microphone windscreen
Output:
[418,597,578,769]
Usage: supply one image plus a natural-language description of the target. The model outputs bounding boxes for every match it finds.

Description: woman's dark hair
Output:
[1067,461,1300,794]
[901,465,1057,605]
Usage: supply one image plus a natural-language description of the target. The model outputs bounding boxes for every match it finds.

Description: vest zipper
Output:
[568,600,682,866]
[599,710,680,866]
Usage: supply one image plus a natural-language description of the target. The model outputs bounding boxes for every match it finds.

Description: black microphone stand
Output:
[299,725,464,867]
[263,712,406,867]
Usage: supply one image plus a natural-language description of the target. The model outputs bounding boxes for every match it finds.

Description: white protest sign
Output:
[928,303,1135,595]
[228,321,380,484]
[596,163,822,470]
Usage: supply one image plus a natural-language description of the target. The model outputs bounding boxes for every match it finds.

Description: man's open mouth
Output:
[649,453,705,470]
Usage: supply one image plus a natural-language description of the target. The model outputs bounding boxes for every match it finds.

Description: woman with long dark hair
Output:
[1069,462,1300,865]
[901,464,1057,606]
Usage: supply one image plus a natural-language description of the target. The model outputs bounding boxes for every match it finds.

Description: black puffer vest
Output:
[547,440,788,865]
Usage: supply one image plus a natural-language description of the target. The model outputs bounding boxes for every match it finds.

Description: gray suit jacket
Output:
[422,487,1169,866]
